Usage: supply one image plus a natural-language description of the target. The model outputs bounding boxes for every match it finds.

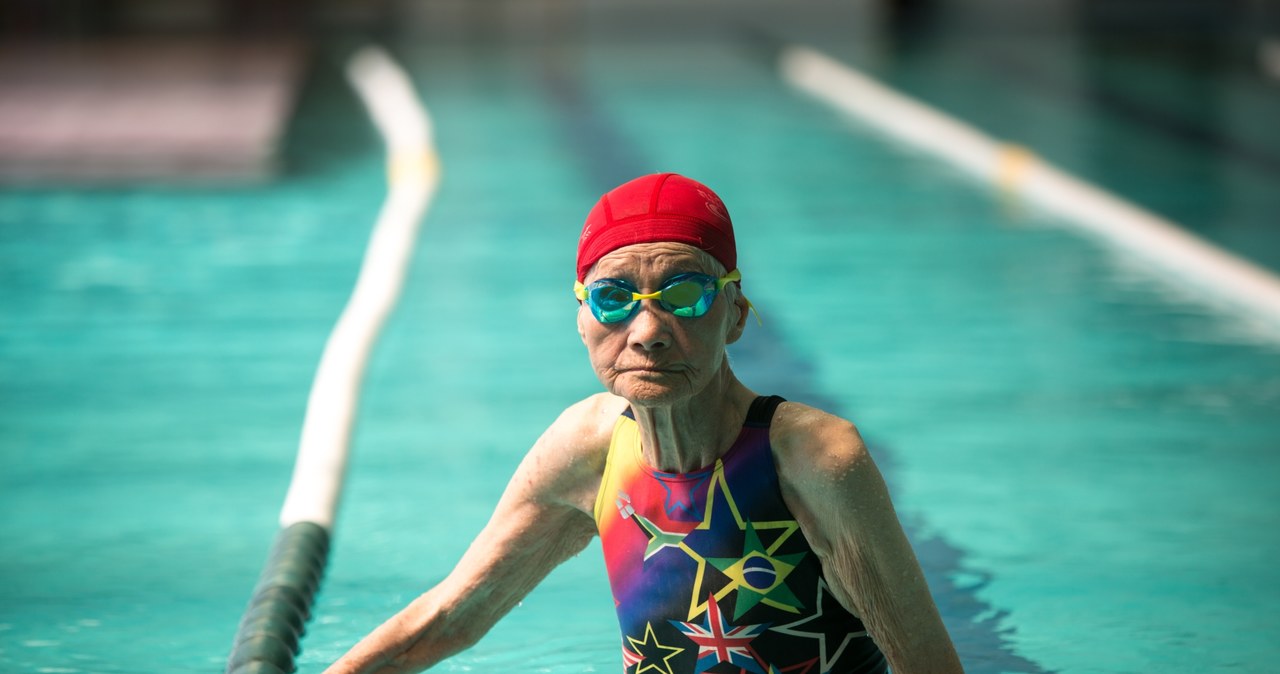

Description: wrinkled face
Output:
[578,242,748,407]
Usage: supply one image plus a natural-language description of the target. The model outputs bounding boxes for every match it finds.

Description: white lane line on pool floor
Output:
[279,46,440,531]
[780,45,1280,333]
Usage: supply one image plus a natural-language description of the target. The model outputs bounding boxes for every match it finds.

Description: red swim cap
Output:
[576,173,736,282]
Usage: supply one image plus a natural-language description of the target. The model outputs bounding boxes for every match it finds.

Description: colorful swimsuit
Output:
[593,396,888,674]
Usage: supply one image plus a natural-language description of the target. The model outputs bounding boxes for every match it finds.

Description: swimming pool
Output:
[3,5,1279,674]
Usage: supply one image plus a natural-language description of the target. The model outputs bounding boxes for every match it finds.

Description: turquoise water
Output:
[0,63,387,672]
[4,13,1280,674]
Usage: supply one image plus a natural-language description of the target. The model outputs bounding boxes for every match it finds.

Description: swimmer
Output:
[324,173,964,674]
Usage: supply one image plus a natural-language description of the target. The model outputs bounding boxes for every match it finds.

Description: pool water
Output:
[3,7,1279,674]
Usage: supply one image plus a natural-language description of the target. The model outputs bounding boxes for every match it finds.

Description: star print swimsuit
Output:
[593,396,888,674]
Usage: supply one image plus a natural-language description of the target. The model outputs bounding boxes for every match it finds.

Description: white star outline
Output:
[771,578,869,673]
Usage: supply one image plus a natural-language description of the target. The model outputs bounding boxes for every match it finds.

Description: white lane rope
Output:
[780,45,1280,333]
[279,46,440,531]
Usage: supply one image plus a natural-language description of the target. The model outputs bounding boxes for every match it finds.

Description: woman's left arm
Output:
[771,403,965,674]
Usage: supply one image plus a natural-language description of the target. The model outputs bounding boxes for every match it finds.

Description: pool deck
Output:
[0,38,306,184]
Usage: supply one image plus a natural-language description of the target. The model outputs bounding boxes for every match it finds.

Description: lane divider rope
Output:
[779,45,1280,333]
[226,45,439,674]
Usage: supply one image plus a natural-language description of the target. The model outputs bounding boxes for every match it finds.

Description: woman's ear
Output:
[725,289,749,345]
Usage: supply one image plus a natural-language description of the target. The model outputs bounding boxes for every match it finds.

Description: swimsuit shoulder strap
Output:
[743,394,786,428]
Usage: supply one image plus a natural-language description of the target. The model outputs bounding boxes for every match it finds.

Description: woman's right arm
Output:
[322,394,620,674]
[323,503,597,673]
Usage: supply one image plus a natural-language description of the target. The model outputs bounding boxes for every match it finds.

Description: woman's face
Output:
[577,242,747,408]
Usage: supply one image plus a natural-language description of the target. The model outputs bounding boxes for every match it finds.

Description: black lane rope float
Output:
[225,45,439,674]
[227,523,331,674]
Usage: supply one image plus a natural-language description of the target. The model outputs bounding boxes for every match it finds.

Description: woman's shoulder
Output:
[528,392,627,464]
[516,393,628,506]
[769,400,873,480]
[560,391,630,443]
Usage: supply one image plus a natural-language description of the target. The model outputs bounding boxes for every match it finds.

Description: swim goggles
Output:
[574,270,741,324]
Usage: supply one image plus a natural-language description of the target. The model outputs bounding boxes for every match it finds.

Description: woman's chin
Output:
[610,372,690,406]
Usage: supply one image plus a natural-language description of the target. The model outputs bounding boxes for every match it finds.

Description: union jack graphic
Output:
[670,594,769,674]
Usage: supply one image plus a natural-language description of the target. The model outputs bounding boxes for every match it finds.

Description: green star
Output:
[633,513,690,561]
[708,520,807,619]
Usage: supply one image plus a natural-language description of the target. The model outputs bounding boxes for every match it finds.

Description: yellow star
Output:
[625,622,685,674]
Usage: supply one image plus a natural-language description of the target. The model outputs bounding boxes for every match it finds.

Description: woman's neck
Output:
[630,367,756,473]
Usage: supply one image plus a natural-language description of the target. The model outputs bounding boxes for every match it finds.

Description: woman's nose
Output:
[628,301,671,351]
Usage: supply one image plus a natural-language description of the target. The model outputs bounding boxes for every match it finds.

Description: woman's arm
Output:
[323,395,619,674]
[323,501,596,673]
[771,403,965,674]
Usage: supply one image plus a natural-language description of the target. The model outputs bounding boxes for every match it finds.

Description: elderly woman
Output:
[325,174,963,674]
